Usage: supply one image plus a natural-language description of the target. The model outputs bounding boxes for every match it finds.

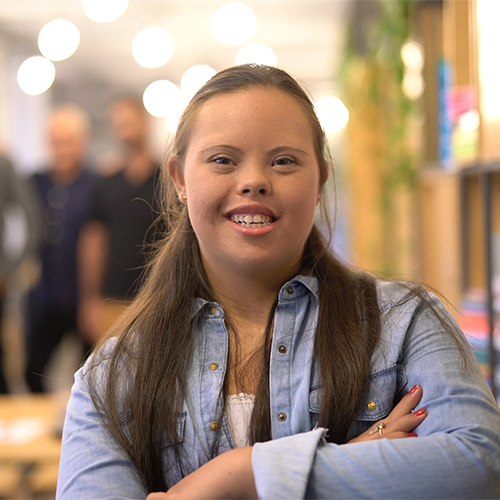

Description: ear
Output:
[167,155,186,199]
[317,162,329,203]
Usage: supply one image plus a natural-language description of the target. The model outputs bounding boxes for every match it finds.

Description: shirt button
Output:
[209,363,219,370]
[366,401,377,412]
[286,286,294,295]
[278,345,287,354]
[209,306,217,315]
[209,421,220,431]
[277,412,287,422]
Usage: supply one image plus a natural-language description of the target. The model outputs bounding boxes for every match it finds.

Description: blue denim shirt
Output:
[57,276,500,499]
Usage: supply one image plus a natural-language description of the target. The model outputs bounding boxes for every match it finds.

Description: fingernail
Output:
[413,408,426,417]
[407,432,418,437]
[409,385,419,395]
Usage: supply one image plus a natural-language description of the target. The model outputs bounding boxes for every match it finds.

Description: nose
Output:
[236,161,272,196]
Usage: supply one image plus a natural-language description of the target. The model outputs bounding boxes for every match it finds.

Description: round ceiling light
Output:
[132,27,175,68]
[17,56,56,95]
[82,0,129,23]
[212,2,257,45]
[181,65,216,101]
[315,96,349,133]
[235,42,277,66]
[143,79,181,118]
[38,19,80,61]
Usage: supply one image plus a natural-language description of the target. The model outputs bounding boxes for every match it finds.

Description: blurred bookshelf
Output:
[458,162,500,400]
[418,0,500,402]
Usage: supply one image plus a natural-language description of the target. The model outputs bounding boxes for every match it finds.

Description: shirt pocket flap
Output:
[120,410,187,448]
[160,411,187,448]
[309,385,323,414]
[356,364,405,422]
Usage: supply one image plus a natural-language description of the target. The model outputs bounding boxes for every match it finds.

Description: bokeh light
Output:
[132,27,175,68]
[82,0,129,23]
[17,56,56,95]
[212,2,257,45]
[235,42,277,66]
[401,40,424,71]
[181,65,216,101]
[315,96,349,133]
[143,79,182,127]
[402,72,425,100]
[38,19,80,61]
[458,109,480,133]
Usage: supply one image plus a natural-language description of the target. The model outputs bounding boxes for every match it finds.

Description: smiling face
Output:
[170,87,324,285]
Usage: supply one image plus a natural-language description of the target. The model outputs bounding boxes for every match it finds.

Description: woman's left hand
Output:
[348,384,426,444]
[145,446,257,500]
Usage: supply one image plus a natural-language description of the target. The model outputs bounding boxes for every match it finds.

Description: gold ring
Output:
[368,422,385,436]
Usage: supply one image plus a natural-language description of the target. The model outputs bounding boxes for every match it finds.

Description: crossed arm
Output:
[146,386,426,499]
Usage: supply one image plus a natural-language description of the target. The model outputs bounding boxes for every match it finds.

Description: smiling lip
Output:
[225,205,277,231]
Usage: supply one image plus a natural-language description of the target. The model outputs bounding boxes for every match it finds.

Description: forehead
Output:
[49,116,83,139]
[189,88,314,147]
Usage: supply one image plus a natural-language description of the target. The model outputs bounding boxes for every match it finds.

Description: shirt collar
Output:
[192,274,319,317]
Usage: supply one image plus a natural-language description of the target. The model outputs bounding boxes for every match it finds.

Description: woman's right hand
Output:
[348,385,427,443]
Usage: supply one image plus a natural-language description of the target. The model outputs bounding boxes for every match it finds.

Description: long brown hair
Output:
[88,65,464,492]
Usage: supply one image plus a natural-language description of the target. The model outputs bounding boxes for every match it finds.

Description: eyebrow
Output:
[199,145,310,156]
[267,146,310,157]
[199,145,243,156]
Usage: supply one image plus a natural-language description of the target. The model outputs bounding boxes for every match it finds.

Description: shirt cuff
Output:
[251,428,327,500]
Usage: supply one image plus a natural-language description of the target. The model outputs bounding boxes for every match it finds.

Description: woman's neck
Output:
[217,278,276,396]
[201,255,301,394]
[204,259,298,327]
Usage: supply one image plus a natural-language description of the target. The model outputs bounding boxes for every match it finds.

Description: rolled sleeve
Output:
[252,428,327,500]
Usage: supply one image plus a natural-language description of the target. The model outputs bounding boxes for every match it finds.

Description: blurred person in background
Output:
[26,105,97,393]
[77,97,161,344]
[0,144,40,393]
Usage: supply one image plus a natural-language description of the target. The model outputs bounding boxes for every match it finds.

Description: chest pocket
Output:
[309,364,406,439]
[119,410,186,453]
[309,384,323,429]
[160,411,187,484]
[159,411,187,449]
[348,364,406,439]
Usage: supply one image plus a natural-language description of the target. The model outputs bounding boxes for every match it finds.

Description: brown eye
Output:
[213,157,233,165]
[273,157,295,166]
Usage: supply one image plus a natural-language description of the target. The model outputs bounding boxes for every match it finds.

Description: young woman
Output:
[56,65,500,499]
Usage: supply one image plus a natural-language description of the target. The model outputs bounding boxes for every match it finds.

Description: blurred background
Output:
[0,0,350,171]
[0,0,499,497]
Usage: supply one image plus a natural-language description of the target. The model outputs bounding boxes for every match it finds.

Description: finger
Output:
[349,417,422,443]
[384,385,422,422]
[377,408,427,437]
[379,431,419,440]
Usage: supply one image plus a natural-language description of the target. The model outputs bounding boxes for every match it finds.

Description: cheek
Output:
[185,182,223,232]
[288,180,320,219]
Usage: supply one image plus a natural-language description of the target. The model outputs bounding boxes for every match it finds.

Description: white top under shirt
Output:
[226,393,255,448]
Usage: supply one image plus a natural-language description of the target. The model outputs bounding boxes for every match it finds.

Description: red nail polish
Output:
[407,432,418,437]
[413,408,426,417]
[409,385,419,395]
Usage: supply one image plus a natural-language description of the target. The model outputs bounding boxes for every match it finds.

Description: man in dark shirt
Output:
[78,97,160,343]
[26,105,96,392]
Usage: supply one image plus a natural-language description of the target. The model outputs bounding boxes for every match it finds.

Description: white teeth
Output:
[230,214,273,227]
